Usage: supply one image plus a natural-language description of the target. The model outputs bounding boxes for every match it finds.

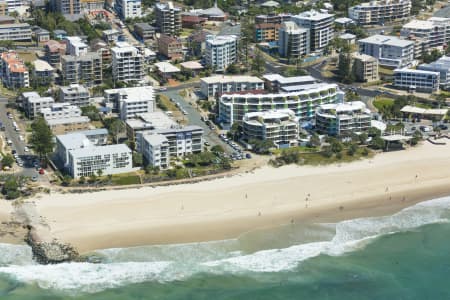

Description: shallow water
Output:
[1,196,450,299]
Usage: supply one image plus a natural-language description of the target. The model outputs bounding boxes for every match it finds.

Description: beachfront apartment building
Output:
[155,1,182,36]
[315,101,372,136]
[348,0,411,25]
[23,94,55,119]
[104,86,155,120]
[254,23,281,43]
[111,42,144,83]
[358,34,414,68]
[262,74,318,92]
[291,10,334,52]
[61,52,102,86]
[242,109,300,148]
[59,84,90,107]
[401,19,448,51]
[352,52,379,82]
[40,102,90,134]
[418,55,450,90]
[125,111,179,141]
[278,21,310,59]
[137,133,170,169]
[200,75,264,99]
[115,0,142,20]
[65,36,88,57]
[218,83,338,129]
[255,13,292,24]
[393,68,440,93]
[205,35,238,72]
[0,23,31,41]
[0,51,29,89]
[56,130,133,178]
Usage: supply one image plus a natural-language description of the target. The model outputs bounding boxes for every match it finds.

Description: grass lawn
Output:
[17,51,37,63]
[373,97,394,111]
[111,173,141,185]
[378,67,394,75]
[297,148,374,166]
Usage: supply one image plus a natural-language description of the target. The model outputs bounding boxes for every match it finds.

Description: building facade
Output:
[138,133,169,169]
[111,42,144,83]
[243,109,299,148]
[349,0,411,25]
[59,84,90,107]
[65,36,88,57]
[255,13,292,24]
[45,40,66,67]
[54,0,81,15]
[61,52,102,86]
[352,52,379,82]
[104,86,155,120]
[200,75,264,99]
[155,1,182,36]
[315,101,372,136]
[291,10,334,52]
[205,35,237,72]
[393,68,440,93]
[23,95,55,119]
[0,23,31,41]
[157,34,183,60]
[115,0,142,20]
[278,21,310,59]
[401,19,448,51]
[418,55,450,90]
[0,51,29,89]
[134,23,155,41]
[254,23,281,42]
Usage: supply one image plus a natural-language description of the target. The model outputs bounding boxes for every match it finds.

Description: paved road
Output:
[160,90,236,154]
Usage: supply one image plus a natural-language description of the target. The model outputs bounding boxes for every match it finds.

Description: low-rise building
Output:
[0,23,32,41]
[158,34,183,60]
[180,61,204,76]
[200,75,264,99]
[418,55,450,90]
[23,94,55,119]
[134,23,155,41]
[358,34,414,68]
[219,83,338,129]
[278,21,310,59]
[61,52,102,85]
[154,61,180,79]
[40,102,90,134]
[0,51,29,89]
[102,29,120,43]
[125,111,178,140]
[44,40,67,67]
[56,129,133,178]
[262,74,318,92]
[65,36,88,57]
[32,59,54,86]
[243,109,299,148]
[53,29,67,40]
[255,13,292,24]
[34,28,50,44]
[59,84,90,107]
[315,101,372,136]
[351,52,379,82]
[349,0,411,25]
[181,14,207,28]
[104,86,155,120]
[393,68,440,93]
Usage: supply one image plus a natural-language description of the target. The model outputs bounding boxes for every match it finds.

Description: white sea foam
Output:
[0,196,449,293]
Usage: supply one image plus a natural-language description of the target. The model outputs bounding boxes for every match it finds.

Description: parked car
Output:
[439,124,448,130]
[39,168,45,175]
[31,175,38,182]
[24,146,29,152]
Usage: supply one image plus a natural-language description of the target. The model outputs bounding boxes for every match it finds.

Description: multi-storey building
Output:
[23,94,55,119]
[255,13,292,24]
[291,10,334,52]
[418,55,450,90]
[255,23,281,42]
[104,86,155,120]
[138,133,170,169]
[157,34,183,60]
[115,0,142,20]
[149,125,204,156]
[40,102,83,120]
[358,34,414,68]
[200,75,264,99]
[0,51,29,89]
[134,23,155,41]
[65,36,88,57]
[262,74,318,92]
[61,52,102,85]
[243,109,299,148]
[205,35,237,72]
[352,52,379,82]
[278,21,310,59]
[45,40,66,67]
[316,101,372,136]
[111,42,144,83]
[32,59,54,86]
[218,83,339,129]
[401,19,448,51]
[349,0,411,25]
[59,84,90,107]
[53,0,81,15]
[0,23,31,41]
[393,68,440,93]
[155,1,182,36]
[125,111,178,141]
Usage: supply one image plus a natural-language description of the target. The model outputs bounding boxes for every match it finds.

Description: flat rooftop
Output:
[201,75,263,84]
[358,34,414,47]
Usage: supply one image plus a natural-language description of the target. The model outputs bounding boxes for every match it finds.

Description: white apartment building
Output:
[349,0,411,25]
[418,55,450,90]
[61,52,102,85]
[56,130,133,178]
[137,133,170,169]
[40,102,82,120]
[104,86,155,120]
[155,1,182,36]
[243,109,300,148]
[393,68,440,93]
[205,35,238,72]
[278,21,310,59]
[262,74,318,91]
[111,42,144,83]
[115,0,142,20]
[219,83,339,129]
[23,94,55,119]
[200,75,264,99]
[59,84,90,107]
[401,19,448,51]
[41,103,90,134]
[358,34,414,68]
[0,23,31,41]
[291,10,334,52]
[65,36,88,57]
[316,101,372,136]
[125,111,178,140]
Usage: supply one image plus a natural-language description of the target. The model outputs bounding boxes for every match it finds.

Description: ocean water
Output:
[1,197,450,299]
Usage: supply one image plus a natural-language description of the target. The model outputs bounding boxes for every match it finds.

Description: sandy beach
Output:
[8,141,450,253]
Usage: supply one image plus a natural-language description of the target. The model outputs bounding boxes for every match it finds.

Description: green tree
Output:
[370,136,385,150]
[211,145,224,154]
[1,154,14,168]
[107,119,125,144]
[309,134,321,147]
[29,117,55,160]
[81,105,101,121]
[2,177,20,200]
[79,176,86,184]
[62,175,72,186]
[97,169,103,177]
[132,152,143,167]
[331,140,343,154]
[251,49,266,75]
[347,143,358,156]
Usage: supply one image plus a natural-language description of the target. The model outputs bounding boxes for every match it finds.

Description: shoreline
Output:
[3,141,450,253]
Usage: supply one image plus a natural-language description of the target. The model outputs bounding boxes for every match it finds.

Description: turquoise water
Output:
[1,196,450,299]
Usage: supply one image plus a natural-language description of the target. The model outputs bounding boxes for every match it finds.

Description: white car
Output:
[24,146,29,152]
[19,135,24,141]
